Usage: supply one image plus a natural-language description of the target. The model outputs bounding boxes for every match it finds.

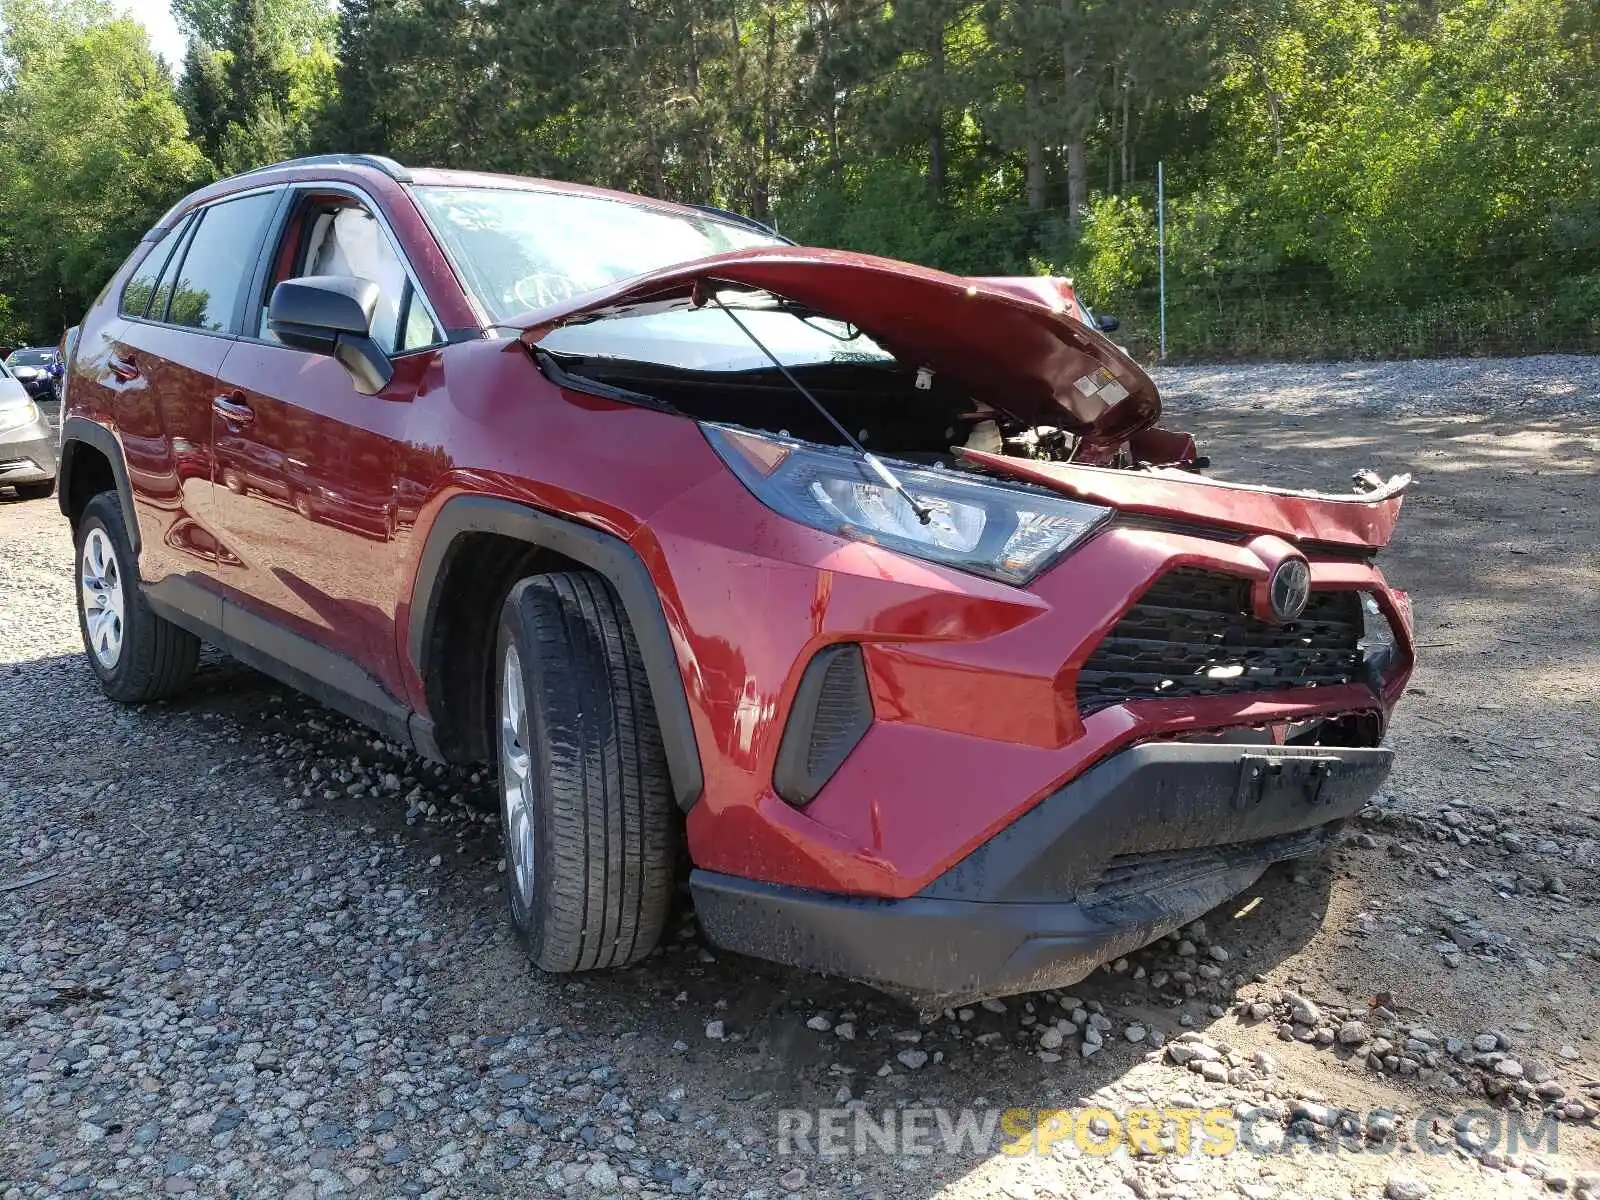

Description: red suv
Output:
[58,155,1414,1002]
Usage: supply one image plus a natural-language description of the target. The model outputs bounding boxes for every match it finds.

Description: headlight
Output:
[703,423,1111,584]
[0,400,39,434]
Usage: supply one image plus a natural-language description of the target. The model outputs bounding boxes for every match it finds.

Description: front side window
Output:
[166,191,279,332]
[397,289,438,352]
[260,197,441,354]
[413,185,781,325]
[301,205,440,353]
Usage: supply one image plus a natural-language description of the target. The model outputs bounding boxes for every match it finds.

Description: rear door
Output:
[208,185,445,702]
[97,189,283,584]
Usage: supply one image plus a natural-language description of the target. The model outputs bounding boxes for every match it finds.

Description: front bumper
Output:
[692,741,1391,1003]
[0,420,56,486]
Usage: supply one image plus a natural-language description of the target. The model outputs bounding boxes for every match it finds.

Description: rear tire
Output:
[12,480,54,501]
[495,570,678,972]
[75,492,199,703]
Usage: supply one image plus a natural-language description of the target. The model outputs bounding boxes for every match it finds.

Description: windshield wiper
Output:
[704,288,932,525]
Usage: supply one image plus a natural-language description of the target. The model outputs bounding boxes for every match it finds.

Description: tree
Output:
[0,3,210,342]
[178,40,232,162]
[173,0,335,51]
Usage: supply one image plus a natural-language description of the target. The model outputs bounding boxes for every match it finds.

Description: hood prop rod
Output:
[705,287,932,525]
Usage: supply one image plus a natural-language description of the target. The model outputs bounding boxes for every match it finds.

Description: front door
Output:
[208,190,445,702]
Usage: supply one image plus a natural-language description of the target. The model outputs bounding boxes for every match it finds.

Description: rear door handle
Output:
[212,394,254,426]
[108,354,139,382]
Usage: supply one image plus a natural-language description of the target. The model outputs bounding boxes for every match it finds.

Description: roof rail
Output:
[227,154,413,184]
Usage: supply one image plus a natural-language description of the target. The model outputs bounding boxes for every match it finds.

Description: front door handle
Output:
[107,354,139,382]
[212,394,254,426]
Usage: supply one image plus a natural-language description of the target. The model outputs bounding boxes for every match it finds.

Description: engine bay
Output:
[539,348,1201,474]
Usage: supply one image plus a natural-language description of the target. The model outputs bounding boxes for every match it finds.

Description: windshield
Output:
[414,186,783,325]
[543,290,895,373]
[5,349,53,367]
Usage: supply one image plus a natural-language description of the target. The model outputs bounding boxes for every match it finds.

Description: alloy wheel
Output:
[80,526,125,670]
[499,643,536,908]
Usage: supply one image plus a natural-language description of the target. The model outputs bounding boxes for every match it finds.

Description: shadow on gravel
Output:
[5,635,1339,1191]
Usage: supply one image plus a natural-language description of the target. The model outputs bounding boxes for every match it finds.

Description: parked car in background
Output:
[3,347,61,402]
[55,154,1415,1003]
[0,358,57,499]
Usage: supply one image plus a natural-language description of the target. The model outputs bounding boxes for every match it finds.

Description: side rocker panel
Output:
[407,495,705,812]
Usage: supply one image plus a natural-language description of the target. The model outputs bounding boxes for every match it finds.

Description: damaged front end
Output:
[515,244,1414,747]
[514,243,1409,558]
[514,246,1169,463]
[508,246,1416,1002]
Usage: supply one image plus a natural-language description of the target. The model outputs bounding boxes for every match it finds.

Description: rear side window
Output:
[120,215,192,319]
[166,192,279,333]
[149,217,202,323]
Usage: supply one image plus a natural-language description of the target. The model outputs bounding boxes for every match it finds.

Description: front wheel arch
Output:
[409,496,704,812]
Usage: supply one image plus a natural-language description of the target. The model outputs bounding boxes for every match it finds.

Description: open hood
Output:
[513,246,1160,442]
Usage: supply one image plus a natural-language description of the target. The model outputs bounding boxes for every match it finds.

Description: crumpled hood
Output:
[512,246,1160,441]
[959,450,1412,549]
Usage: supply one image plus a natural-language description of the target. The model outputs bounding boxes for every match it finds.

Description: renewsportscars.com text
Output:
[776,1106,1561,1159]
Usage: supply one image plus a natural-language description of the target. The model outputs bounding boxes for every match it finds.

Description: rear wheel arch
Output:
[59,416,139,556]
[409,495,704,812]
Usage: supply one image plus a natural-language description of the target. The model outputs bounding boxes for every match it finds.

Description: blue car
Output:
[3,346,61,402]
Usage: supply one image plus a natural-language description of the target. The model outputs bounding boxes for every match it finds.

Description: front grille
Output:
[1077,568,1364,713]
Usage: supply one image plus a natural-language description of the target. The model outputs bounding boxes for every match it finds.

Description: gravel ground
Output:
[1152,354,1600,417]
[3,363,1599,1200]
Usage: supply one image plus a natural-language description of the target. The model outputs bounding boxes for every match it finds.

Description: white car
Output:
[0,359,56,499]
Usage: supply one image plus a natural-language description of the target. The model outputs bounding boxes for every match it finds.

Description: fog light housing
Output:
[1359,593,1399,690]
[773,644,873,807]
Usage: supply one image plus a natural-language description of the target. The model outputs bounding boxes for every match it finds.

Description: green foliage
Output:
[1071,195,1156,305]
[780,161,1035,275]
[0,0,1595,357]
[172,0,334,51]
[0,294,28,348]
[0,1,210,343]
[177,41,231,160]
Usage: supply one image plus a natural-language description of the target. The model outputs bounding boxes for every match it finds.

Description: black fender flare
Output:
[408,494,704,812]
[58,415,140,557]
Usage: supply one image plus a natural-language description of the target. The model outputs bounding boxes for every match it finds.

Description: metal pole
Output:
[1157,160,1167,360]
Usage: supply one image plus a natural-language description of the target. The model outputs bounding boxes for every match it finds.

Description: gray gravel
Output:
[4,363,1599,1199]
[1153,354,1600,417]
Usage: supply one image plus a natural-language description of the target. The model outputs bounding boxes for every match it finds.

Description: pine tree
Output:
[177,40,232,163]
[223,0,290,134]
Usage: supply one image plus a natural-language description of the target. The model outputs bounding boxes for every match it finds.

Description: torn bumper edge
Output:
[690,741,1392,1003]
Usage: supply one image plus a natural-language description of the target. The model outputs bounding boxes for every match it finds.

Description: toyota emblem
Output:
[1268,558,1312,622]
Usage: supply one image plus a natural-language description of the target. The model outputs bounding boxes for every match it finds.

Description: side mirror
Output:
[1095,313,1120,333]
[267,275,394,395]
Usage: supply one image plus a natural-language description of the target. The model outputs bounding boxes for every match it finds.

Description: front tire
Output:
[75,492,199,703]
[495,571,678,972]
